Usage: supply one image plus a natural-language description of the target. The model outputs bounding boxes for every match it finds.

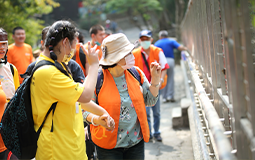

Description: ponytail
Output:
[45,21,77,78]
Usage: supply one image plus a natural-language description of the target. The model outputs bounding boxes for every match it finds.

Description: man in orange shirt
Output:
[8,27,33,83]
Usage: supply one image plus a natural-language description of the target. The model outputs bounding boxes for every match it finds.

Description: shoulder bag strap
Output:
[141,52,150,72]
[127,67,142,86]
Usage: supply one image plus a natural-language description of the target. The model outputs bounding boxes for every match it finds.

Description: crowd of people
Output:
[0,19,186,160]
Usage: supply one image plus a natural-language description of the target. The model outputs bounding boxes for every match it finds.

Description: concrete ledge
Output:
[172,107,183,128]
[181,98,192,109]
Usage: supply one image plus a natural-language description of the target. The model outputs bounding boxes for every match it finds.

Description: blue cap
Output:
[139,30,152,38]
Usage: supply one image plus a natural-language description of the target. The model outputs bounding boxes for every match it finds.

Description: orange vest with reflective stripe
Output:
[90,68,150,149]
[75,43,86,76]
[132,45,162,71]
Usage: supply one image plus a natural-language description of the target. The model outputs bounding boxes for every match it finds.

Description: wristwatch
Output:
[160,78,164,83]
[151,82,160,87]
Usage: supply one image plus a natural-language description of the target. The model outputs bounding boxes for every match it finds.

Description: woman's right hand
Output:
[80,41,99,66]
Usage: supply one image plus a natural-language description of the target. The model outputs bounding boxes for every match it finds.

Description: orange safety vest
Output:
[132,45,167,89]
[90,69,150,149]
[75,43,86,76]
[132,45,162,71]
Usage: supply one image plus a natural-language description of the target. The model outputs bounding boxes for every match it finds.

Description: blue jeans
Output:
[96,140,144,160]
[146,95,161,137]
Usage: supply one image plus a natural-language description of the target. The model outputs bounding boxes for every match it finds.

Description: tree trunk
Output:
[175,0,185,42]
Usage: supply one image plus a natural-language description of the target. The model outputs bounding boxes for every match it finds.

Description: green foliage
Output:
[106,0,162,14]
[79,17,99,30]
[251,0,255,27]
[0,0,59,47]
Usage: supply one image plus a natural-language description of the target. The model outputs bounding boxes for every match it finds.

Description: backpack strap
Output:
[30,60,59,134]
[79,47,86,69]
[141,52,150,72]
[9,63,14,77]
[127,67,142,86]
[30,60,55,77]
[37,102,57,134]
[95,67,142,104]
[95,69,104,104]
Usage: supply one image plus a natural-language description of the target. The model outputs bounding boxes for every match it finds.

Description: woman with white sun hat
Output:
[83,33,161,160]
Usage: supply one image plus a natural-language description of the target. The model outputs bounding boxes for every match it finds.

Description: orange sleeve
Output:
[7,46,13,64]
[29,46,33,63]
[0,83,7,152]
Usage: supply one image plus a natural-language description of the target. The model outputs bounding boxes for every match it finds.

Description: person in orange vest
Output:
[83,33,161,160]
[132,30,169,142]
[0,28,19,160]
[72,30,88,77]
[0,81,7,159]
[78,25,105,77]
[85,25,105,60]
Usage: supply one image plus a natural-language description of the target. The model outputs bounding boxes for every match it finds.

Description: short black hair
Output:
[89,25,104,36]
[41,26,50,41]
[12,27,24,35]
[78,30,84,43]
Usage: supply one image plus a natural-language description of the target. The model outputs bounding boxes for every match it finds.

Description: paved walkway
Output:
[144,65,194,160]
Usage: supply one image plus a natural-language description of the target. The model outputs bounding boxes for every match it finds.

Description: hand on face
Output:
[150,62,161,83]
[81,41,99,66]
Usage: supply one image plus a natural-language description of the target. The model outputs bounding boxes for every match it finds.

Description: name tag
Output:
[76,102,79,114]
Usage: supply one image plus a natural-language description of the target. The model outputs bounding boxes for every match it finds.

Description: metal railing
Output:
[181,0,255,159]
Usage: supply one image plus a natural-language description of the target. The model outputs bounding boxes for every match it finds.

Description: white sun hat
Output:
[99,33,134,66]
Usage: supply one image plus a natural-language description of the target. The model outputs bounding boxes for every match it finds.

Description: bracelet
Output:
[91,115,99,126]
[150,82,160,87]
[160,78,164,83]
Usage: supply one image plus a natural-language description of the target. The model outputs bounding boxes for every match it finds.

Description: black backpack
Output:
[0,60,62,159]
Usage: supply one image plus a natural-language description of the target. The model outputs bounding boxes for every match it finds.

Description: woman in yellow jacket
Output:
[31,20,114,160]
[83,33,161,160]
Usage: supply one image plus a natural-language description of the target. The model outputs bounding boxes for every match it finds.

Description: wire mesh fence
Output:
[181,0,255,159]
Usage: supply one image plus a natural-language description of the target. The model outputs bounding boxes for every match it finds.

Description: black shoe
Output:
[167,98,176,102]
[170,98,176,102]
[154,135,162,142]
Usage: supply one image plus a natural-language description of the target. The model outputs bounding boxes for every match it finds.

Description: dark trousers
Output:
[0,149,18,160]
[96,140,144,160]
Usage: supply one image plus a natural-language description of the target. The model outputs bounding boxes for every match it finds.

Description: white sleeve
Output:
[158,51,168,70]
